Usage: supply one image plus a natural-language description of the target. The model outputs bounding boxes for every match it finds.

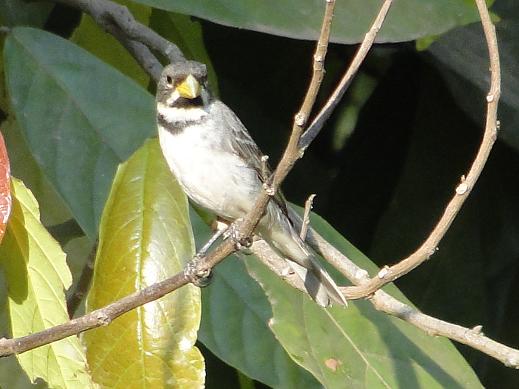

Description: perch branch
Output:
[341,0,500,300]
[0,271,189,356]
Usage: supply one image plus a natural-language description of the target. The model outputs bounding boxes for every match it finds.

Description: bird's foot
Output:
[224,218,253,250]
[185,256,212,287]
[262,182,276,196]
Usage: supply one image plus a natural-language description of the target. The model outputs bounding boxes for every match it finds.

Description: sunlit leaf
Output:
[0,178,95,388]
[84,139,204,388]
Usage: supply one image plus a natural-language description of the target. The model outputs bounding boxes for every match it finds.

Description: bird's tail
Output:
[261,220,347,307]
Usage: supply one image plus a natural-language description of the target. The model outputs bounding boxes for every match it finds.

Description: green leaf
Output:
[243,211,482,388]
[84,139,204,388]
[131,0,486,43]
[4,27,155,239]
[71,1,151,88]
[192,211,322,388]
[0,178,95,388]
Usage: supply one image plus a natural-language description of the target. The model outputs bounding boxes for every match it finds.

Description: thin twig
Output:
[299,0,394,151]
[300,194,316,240]
[0,272,189,357]
[341,0,500,300]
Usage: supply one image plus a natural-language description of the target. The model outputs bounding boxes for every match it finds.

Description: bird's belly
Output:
[158,125,259,219]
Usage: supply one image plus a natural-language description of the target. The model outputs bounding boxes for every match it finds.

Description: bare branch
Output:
[300,194,316,240]
[339,0,500,300]
[300,0,394,150]
[0,271,189,357]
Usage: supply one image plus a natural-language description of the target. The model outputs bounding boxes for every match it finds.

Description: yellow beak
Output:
[175,74,201,99]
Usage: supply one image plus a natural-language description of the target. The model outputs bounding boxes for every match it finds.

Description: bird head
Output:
[157,62,209,109]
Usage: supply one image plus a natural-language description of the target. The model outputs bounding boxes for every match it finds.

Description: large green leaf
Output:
[131,0,484,43]
[192,212,320,388]
[4,27,155,239]
[0,178,95,388]
[244,211,482,388]
[84,139,204,388]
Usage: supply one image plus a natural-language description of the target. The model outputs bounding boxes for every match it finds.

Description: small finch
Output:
[156,61,346,307]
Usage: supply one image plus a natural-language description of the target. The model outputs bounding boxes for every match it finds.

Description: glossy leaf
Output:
[193,210,320,389]
[84,139,204,388]
[0,178,95,388]
[71,1,152,87]
[0,131,11,242]
[4,27,155,239]
[132,0,485,43]
[243,211,482,388]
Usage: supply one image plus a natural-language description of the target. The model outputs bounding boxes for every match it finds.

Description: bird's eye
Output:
[166,75,173,86]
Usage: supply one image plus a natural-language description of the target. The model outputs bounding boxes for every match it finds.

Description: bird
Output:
[156,61,346,307]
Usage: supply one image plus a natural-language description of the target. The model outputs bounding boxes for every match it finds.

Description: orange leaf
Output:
[0,131,11,243]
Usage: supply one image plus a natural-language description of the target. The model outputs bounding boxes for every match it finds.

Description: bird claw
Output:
[224,219,253,250]
[185,256,212,288]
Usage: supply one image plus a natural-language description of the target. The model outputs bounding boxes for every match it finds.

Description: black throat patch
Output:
[157,113,188,134]
[174,96,203,108]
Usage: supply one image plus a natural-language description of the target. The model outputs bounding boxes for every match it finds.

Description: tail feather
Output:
[286,260,331,307]
[260,219,347,307]
[307,255,348,306]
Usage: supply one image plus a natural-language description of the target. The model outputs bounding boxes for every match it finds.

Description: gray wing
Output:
[213,100,290,219]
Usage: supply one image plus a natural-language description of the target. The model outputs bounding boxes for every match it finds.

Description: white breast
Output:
[158,119,260,220]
